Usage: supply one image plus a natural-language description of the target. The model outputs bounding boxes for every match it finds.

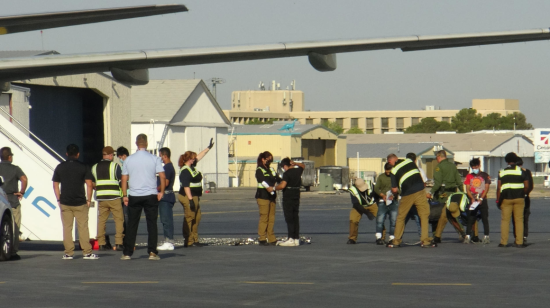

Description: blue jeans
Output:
[158,200,175,241]
[376,200,399,236]
[405,206,421,236]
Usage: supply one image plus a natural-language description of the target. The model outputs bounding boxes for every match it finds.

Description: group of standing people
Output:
[347,150,533,248]
[51,133,214,260]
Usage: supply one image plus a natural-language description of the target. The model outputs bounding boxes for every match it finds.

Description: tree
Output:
[405,117,453,133]
[404,108,533,134]
[245,118,276,125]
[346,127,364,134]
[451,108,483,133]
[322,120,344,134]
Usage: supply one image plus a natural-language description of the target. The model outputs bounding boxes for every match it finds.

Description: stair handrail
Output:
[0,107,65,162]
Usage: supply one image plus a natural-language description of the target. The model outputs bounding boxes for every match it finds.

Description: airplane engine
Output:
[308,52,337,72]
[111,68,149,85]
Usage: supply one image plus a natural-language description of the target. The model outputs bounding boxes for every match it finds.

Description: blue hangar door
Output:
[19,84,104,166]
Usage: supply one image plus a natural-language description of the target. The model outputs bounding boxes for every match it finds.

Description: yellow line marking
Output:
[82,281,158,284]
[392,283,471,286]
[0,282,5,284]
[242,281,314,285]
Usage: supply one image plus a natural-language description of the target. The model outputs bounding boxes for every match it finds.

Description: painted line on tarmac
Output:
[392,283,471,286]
[82,281,159,284]
[242,281,314,285]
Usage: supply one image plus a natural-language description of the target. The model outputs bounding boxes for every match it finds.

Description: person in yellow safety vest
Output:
[92,146,124,251]
[255,151,281,246]
[386,153,435,248]
[496,152,530,248]
[177,138,214,247]
[347,178,379,244]
[434,192,480,244]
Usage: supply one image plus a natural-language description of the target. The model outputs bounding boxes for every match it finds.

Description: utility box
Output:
[318,173,334,191]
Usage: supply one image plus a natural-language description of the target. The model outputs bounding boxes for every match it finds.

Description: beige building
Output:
[228,122,346,187]
[225,82,521,134]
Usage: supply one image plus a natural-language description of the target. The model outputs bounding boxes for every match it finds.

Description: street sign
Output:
[534,129,550,163]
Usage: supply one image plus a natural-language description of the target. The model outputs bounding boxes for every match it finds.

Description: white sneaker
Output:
[62,254,73,260]
[278,238,296,247]
[482,236,490,244]
[157,242,175,251]
[83,253,99,260]
[294,239,301,246]
[463,235,471,244]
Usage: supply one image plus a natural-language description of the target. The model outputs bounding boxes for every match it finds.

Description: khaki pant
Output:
[437,202,479,238]
[178,195,201,245]
[434,206,448,238]
[97,199,125,245]
[349,204,379,241]
[257,198,276,242]
[500,198,524,245]
[393,190,431,246]
[60,204,92,255]
[12,206,21,230]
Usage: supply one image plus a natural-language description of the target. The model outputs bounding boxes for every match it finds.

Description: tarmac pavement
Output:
[3,188,550,307]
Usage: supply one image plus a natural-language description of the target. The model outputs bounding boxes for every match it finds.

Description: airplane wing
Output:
[0,5,188,35]
[0,27,549,85]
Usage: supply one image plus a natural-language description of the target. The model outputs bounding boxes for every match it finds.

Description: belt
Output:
[164,190,174,194]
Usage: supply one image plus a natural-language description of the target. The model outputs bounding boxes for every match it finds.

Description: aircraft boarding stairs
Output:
[0,110,98,241]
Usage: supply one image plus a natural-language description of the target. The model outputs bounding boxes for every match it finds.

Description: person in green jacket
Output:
[374,163,398,245]
[427,150,463,243]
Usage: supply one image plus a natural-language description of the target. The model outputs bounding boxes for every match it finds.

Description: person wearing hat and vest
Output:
[497,152,529,248]
[255,151,281,246]
[92,146,124,251]
[348,178,378,244]
[386,153,435,248]
[429,150,463,244]
[434,191,480,244]
[177,139,214,247]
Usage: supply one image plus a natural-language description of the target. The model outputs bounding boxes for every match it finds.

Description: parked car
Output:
[0,178,18,261]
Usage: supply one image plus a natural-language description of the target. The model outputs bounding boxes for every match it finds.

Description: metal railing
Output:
[0,107,65,162]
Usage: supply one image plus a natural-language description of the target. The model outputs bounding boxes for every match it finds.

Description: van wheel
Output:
[0,215,13,261]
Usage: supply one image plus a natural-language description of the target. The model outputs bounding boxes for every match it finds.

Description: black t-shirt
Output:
[52,159,93,206]
[282,166,303,199]
[282,166,303,187]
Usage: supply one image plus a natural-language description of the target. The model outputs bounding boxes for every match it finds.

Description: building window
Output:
[321,118,329,125]
[366,129,374,134]
[366,118,374,129]
[442,117,451,123]
[396,118,404,128]
[381,129,389,133]
[336,118,344,127]
[411,117,420,125]
[351,118,358,128]
[381,118,389,128]
[306,118,313,124]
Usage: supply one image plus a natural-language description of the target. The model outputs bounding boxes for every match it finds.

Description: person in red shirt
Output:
[464,158,491,244]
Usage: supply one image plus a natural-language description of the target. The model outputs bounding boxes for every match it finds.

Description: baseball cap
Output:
[354,178,369,192]
[102,146,114,155]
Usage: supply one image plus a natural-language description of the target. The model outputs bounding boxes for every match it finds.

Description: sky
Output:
[2,0,550,127]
